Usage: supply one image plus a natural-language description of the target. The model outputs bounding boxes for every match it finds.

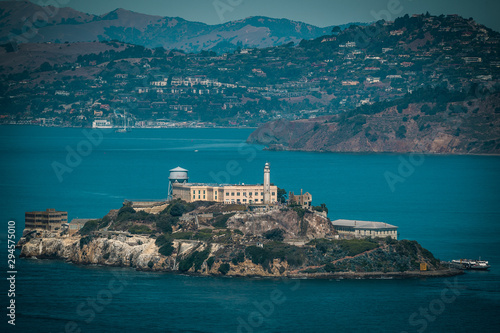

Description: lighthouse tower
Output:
[263,162,271,204]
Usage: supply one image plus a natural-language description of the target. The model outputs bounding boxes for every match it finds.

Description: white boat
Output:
[451,259,490,270]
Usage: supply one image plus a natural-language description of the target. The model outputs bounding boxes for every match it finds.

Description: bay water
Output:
[0,126,499,332]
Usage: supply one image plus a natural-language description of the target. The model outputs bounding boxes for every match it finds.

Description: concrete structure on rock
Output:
[171,163,277,204]
[25,208,68,231]
[288,189,312,208]
[67,218,93,235]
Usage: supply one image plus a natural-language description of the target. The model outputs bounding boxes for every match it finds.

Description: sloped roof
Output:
[169,166,188,172]
[331,219,398,229]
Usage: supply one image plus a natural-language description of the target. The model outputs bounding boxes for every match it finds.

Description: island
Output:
[18,164,461,279]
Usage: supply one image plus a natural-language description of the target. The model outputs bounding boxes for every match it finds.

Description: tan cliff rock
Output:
[227,209,335,240]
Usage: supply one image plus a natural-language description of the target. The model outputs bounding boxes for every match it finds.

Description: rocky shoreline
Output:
[19,232,463,280]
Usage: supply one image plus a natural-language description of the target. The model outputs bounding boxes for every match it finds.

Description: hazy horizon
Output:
[2,0,499,31]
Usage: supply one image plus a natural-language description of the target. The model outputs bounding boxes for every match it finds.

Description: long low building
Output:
[171,163,278,204]
[173,183,278,204]
[331,219,398,240]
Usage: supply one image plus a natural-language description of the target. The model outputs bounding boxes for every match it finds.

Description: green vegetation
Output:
[128,225,152,234]
[263,228,285,241]
[291,206,306,219]
[308,238,379,256]
[155,234,171,247]
[178,246,211,272]
[218,263,230,275]
[155,215,178,234]
[171,231,194,240]
[79,220,100,235]
[277,188,287,203]
[396,125,407,139]
[312,203,328,214]
[211,213,235,228]
[245,242,306,269]
[231,252,245,265]
[206,257,215,270]
[156,234,175,256]
[158,243,175,256]
[79,235,94,249]
[192,230,213,242]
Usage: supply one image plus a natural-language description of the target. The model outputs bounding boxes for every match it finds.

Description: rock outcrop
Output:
[248,93,500,154]
[227,209,334,240]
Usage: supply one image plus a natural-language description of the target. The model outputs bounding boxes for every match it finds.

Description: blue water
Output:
[1,125,499,332]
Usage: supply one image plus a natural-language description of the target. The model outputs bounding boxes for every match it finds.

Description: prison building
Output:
[171,163,277,204]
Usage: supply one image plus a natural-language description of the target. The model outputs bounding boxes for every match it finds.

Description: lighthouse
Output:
[263,162,271,204]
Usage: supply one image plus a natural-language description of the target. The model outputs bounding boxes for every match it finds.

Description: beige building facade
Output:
[173,183,278,204]
[172,162,277,204]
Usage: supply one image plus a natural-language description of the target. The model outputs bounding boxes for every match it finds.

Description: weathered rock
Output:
[227,209,335,240]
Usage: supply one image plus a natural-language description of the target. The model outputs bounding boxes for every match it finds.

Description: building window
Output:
[226,192,229,196]
[198,195,200,199]
[272,192,275,195]
[203,190,205,194]
[243,192,246,196]
[243,199,247,202]
[261,192,263,195]
[231,192,235,196]
[255,192,258,196]
[193,195,195,199]
[237,192,240,196]
[198,190,201,194]
[203,195,205,199]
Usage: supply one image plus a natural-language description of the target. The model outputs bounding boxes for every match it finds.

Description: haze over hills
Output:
[0,5,499,154]
[0,1,359,53]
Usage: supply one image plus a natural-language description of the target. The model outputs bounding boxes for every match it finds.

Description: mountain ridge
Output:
[0,1,360,53]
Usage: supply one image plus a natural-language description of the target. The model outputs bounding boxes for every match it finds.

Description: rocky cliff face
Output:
[248,94,500,154]
[227,209,334,240]
[19,231,462,279]
[19,232,293,277]
[20,233,166,270]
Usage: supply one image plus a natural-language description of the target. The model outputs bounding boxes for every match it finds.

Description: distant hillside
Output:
[0,1,358,53]
[0,13,498,129]
[248,89,500,154]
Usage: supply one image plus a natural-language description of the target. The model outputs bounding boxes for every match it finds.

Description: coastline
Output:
[20,254,464,280]
[18,233,464,281]
[261,145,500,156]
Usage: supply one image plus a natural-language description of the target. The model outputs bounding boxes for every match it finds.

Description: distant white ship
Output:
[451,259,490,270]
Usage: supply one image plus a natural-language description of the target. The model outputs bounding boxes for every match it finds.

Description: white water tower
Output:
[167,166,189,200]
